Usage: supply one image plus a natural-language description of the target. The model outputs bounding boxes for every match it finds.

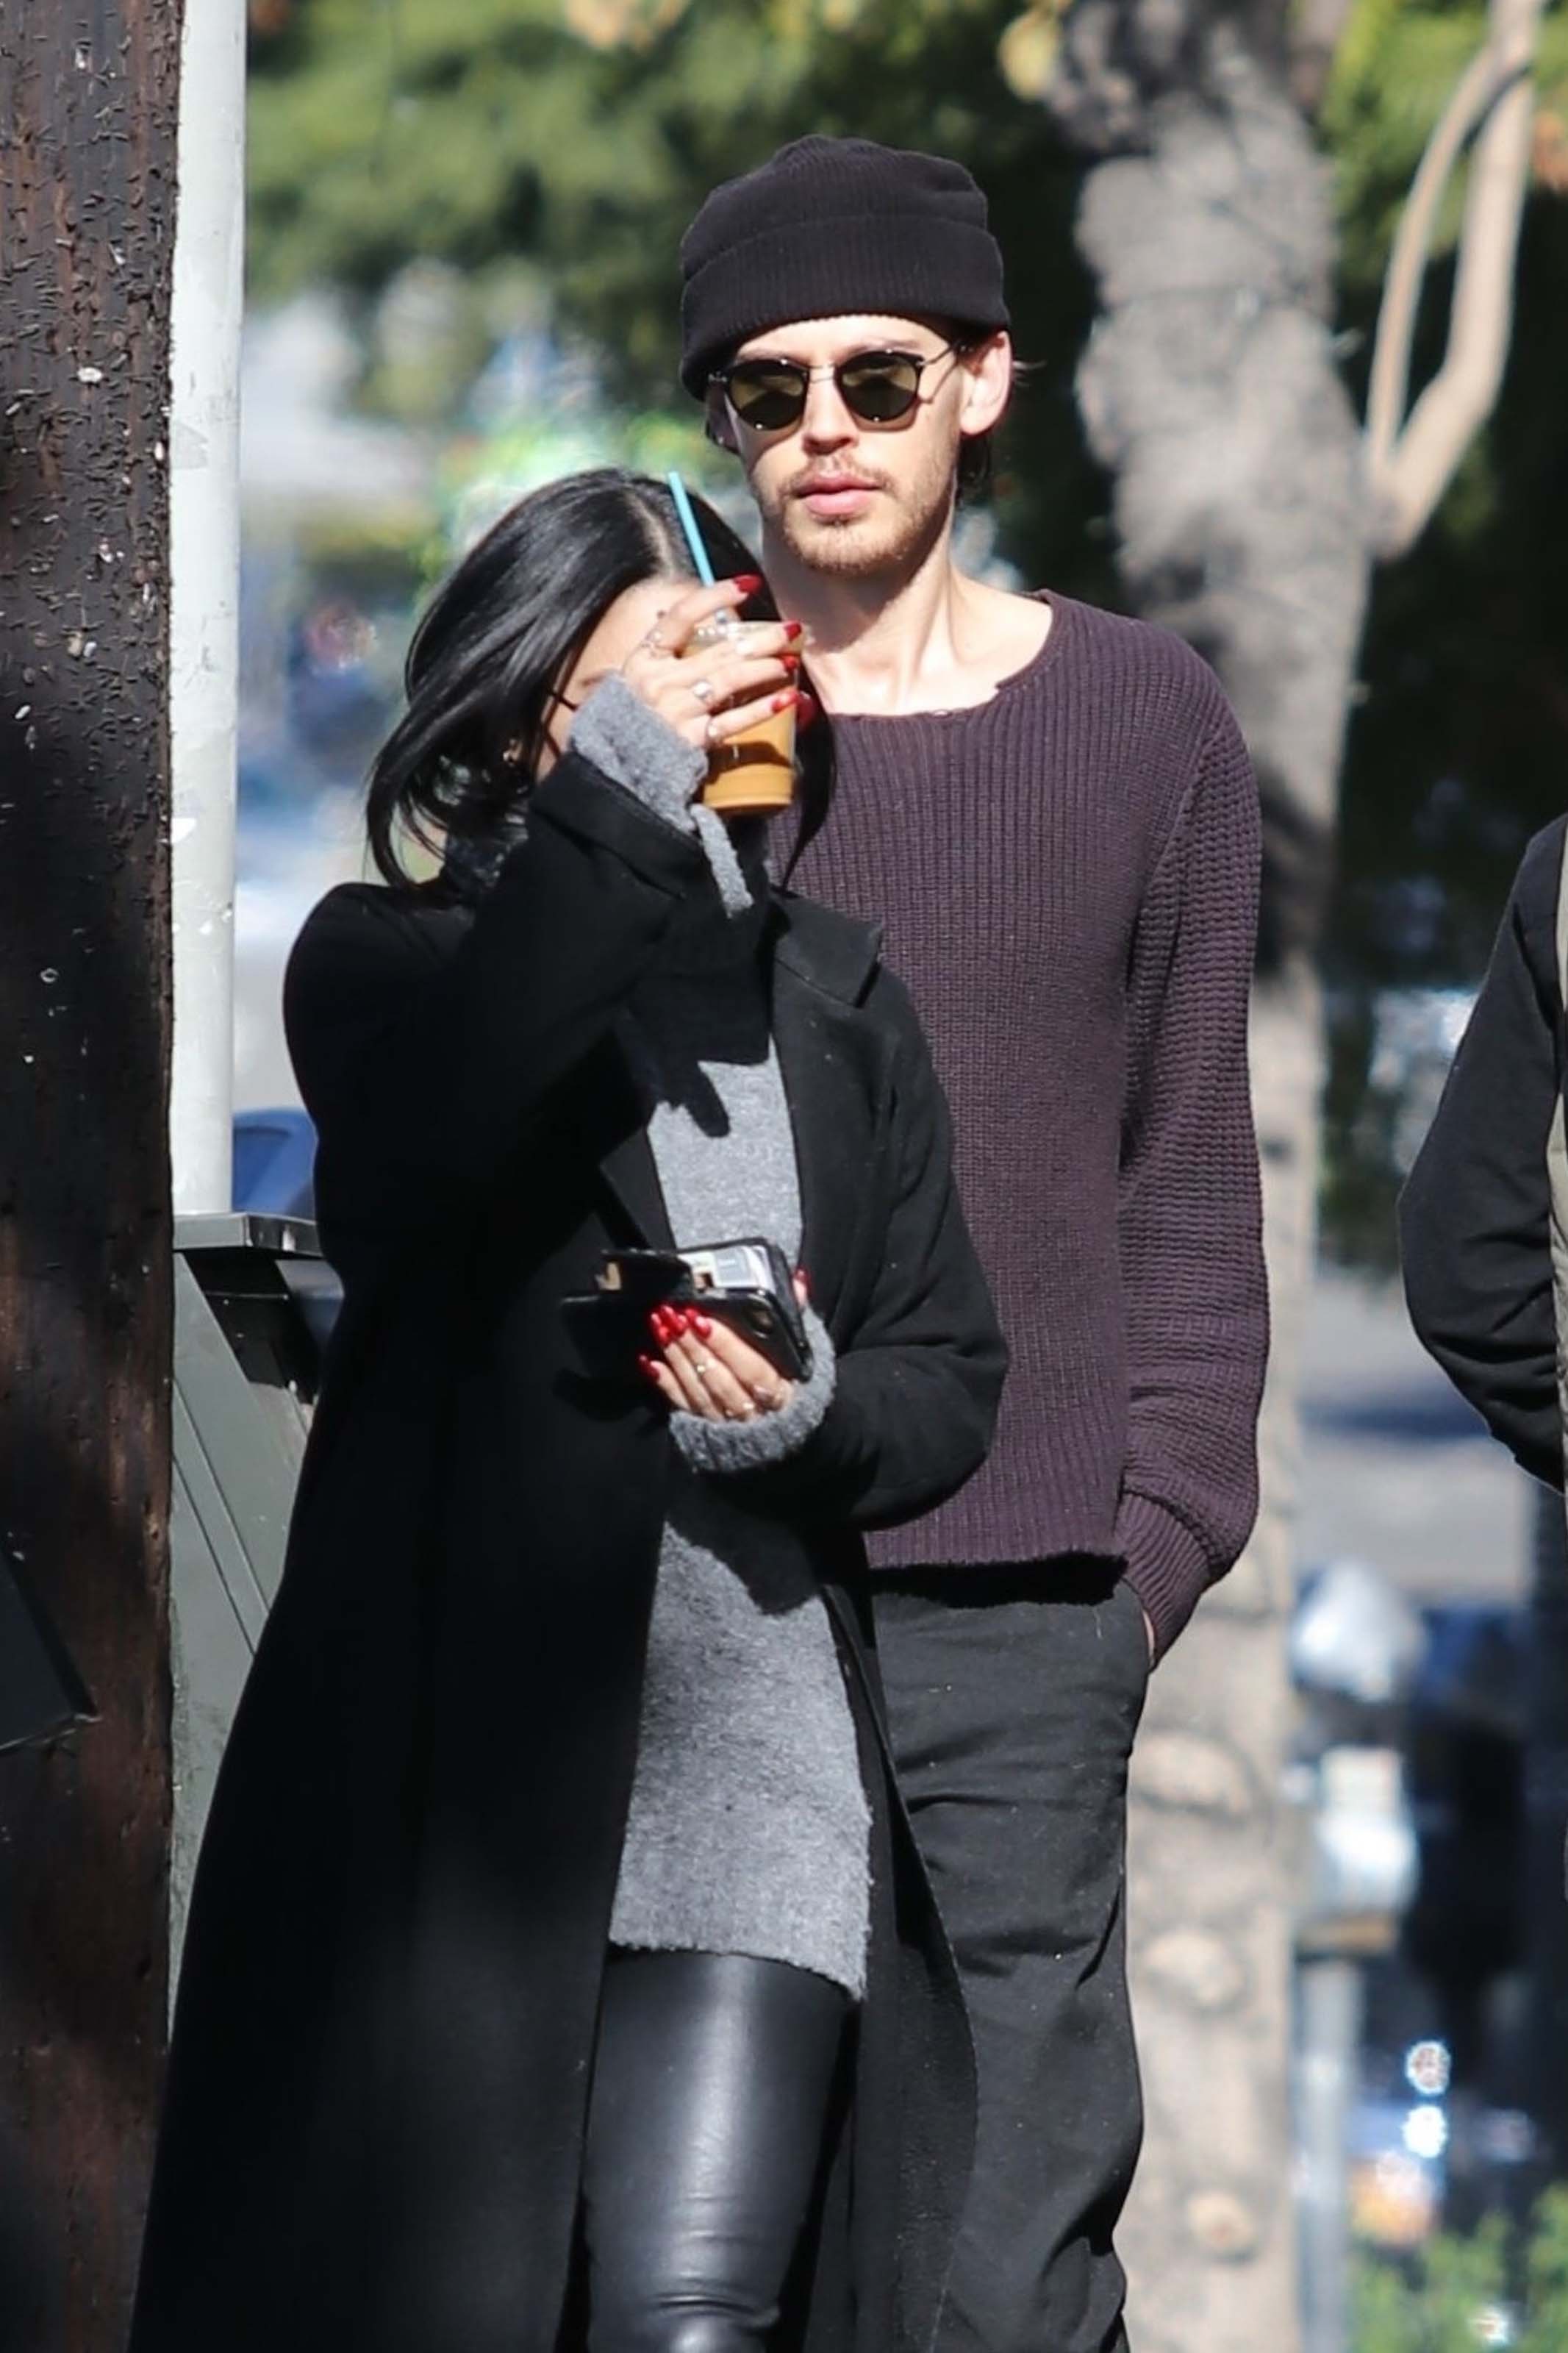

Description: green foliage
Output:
[246,0,1114,599]
[1520,2186,1568,2343]
[1323,0,1568,288]
[1319,0,1568,1265]
[1353,2193,1568,2350]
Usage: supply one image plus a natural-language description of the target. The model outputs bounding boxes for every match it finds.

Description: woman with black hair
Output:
[130,469,1004,2353]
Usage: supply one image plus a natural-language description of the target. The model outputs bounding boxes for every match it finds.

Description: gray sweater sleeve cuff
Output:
[571,676,751,916]
[670,1305,836,1476]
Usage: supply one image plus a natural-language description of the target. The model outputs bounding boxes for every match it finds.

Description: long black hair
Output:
[366,466,833,887]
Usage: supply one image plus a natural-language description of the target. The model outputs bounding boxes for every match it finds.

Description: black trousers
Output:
[579,1949,848,2353]
[876,1563,1151,2353]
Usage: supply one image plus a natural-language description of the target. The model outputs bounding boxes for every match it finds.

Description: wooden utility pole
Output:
[0,3,181,2346]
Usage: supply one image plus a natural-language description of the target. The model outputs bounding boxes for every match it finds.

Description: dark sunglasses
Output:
[712,342,967,434]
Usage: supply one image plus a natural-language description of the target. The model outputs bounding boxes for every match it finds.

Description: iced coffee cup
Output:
[681,615,798,818]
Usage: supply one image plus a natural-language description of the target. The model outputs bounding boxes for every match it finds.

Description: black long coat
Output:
[130,750,1006,2353]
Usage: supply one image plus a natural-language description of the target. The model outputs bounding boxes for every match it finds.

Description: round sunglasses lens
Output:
[728,367,806,431]
[840,356,921,422]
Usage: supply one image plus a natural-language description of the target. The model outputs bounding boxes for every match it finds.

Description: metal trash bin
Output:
[170,1212,339,1974]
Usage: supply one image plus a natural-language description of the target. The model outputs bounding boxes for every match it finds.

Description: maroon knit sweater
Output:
[790,593,1268,1654]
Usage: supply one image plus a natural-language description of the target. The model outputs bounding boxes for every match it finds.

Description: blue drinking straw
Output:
[666,470,717,588]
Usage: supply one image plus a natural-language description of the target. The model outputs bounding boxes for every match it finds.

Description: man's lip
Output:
[795,477,878,496]
[796,479,880,516]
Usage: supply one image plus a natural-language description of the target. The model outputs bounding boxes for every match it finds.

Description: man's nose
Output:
[798,373,856,449]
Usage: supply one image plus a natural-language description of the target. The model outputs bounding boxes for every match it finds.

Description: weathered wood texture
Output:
[0,2,179,2344]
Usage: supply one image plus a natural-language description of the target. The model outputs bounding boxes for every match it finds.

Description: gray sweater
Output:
[573,679,871,1999]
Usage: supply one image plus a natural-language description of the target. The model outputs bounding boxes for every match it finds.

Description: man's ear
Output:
[957,332,1013,438]
[704,383,739,454]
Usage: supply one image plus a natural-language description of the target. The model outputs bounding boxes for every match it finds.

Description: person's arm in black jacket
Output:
[284,745,712,1243]
[1399,817,1566,1490]
[690,968,1007,1532]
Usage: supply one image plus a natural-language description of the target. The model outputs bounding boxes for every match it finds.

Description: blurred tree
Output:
[244,0,1118,590]
[1032,0,1561,2344]
[1323,0,1568,1268]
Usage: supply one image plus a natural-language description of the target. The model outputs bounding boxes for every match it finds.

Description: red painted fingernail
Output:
[637,1352,657,1376]
[781,652,801,674]
[731,573,762,594]
[796,692,820,732]
[690,1313,712,1338]
[648,1310,667,1340]
[782,619,804,641]
[772,689,799,713]
[673,1308,692,1334]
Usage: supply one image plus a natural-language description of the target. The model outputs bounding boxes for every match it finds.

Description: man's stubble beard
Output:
[751,443,959,588]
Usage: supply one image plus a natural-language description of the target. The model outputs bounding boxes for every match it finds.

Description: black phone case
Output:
[561,1240,812,1383]
[698,1293,812,1382]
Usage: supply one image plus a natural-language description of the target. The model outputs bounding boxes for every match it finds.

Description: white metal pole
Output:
[168,0,246,1215]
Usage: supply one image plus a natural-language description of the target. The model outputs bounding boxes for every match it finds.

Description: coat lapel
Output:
[582,1035,674,1252]
[598,1126,672,1252]
[588,893,884,1285]
[767,896,884,1328]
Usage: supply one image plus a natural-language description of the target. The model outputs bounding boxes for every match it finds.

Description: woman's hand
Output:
[616,579,802,757]
[639,1277,810,1424]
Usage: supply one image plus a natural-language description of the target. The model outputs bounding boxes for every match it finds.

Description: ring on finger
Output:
[704,715,723,749]
[689,677,717,708]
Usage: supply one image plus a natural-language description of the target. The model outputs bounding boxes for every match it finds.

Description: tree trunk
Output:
[0,3,180,2345]
[1046,7,1370,2345]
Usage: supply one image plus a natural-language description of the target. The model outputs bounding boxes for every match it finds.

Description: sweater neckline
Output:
[826,590,1070,729]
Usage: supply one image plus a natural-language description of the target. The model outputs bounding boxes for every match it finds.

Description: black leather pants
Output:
[579,1949,849,2353]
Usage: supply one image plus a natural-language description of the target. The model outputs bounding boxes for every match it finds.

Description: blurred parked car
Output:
[232,1106,317,1218]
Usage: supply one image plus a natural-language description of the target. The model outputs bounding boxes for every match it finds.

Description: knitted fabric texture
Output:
[571,674,753,915]
[790,593,1269,1659]
[670,1302,834,1474]
[679,135,1009,395]
[609,905,870,1996]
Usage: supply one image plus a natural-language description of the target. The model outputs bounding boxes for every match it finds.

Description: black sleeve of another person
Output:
[1398,817,1566,1490]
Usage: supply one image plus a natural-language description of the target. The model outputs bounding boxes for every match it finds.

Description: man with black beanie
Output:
[679,136,1269,2353]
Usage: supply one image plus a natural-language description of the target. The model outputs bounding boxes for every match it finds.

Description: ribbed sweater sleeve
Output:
[1114,703,1267,1654]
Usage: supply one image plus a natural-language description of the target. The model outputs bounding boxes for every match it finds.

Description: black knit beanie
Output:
[679,135,1009,397]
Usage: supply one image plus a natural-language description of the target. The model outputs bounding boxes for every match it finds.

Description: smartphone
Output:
[561,1237,811,1383]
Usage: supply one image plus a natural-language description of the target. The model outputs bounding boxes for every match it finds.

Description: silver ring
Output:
[689,677,716,708]
[692,1357,711,1380]
[640,626,670,654]
[704,715,722,750]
